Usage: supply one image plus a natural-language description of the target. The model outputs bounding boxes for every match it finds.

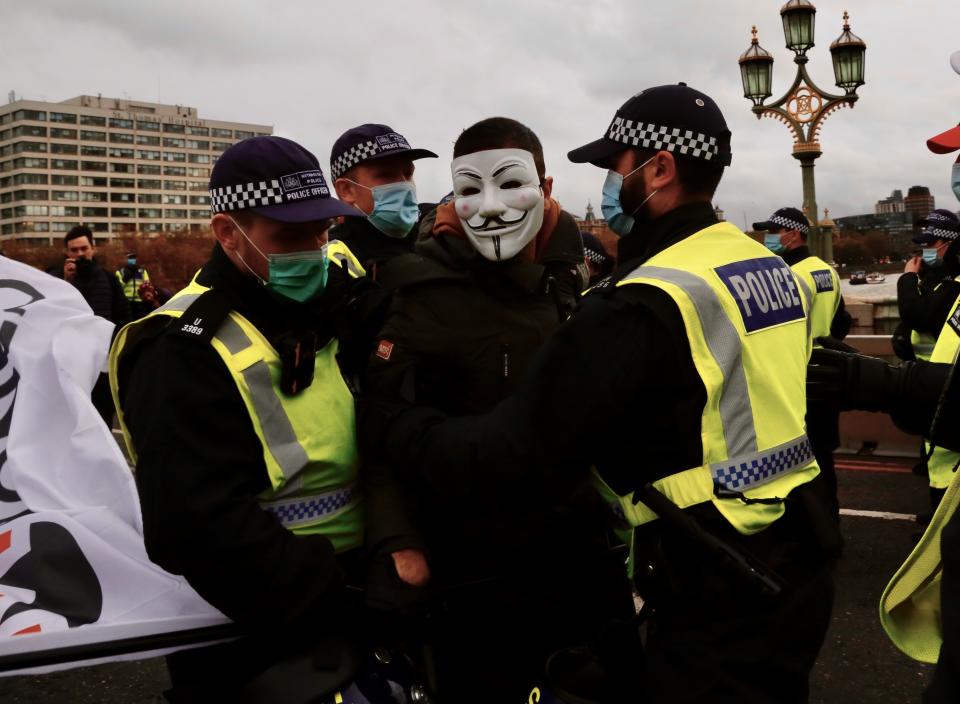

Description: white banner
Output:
[0,256,230,675]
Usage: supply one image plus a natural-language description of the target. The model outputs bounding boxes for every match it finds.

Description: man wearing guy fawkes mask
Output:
[360,118,631,702]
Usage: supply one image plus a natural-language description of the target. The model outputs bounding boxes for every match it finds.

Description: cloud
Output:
[2,0,959,229]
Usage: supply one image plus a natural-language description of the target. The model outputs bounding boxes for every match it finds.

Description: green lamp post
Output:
[739,5,866,262]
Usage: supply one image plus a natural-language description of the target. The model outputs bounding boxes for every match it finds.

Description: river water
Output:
[840,272,901,303]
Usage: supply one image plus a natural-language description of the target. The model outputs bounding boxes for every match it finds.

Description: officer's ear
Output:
[211,213,242,253]
[541,176,554,201]
[648,151,678,191]
[334,178,358,206]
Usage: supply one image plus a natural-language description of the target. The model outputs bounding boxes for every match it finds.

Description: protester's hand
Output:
[138,282,158,306]
[904,256,922,274]
[391,548,430,587]
[63,258,77,282]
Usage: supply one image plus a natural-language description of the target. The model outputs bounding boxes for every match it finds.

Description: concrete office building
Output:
[0,95,272,242]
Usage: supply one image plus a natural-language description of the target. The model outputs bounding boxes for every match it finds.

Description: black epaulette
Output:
[166,288,233,345]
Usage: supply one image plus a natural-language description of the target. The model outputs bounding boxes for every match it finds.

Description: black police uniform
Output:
[374,202,839,703]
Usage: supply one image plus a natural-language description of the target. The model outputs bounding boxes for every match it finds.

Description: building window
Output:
[138,208,162,218]
[13,205,49,217]
[51,174,78,186]
[162,194,186,205]
[79,176,107,187]
[187,153,210,164]
[165,209,188,219]
[80,145,107,157]
[137,179,162,189]
[186,126,208,136]
[162,123,186,134]
[109,132,135,144]
[0,114,10,125]
[79,115,106,126]
[136,149,161,160]
[188,195,210,205]
[163,137,186,148]
[190,209,211,219]
[52,190,79,201]
[136,121,160,132]
[109,118,134,129]
[135,134,160,146]
[163,166,186,177]
[110,177,135,188]
[11,125,47,138]
[81,207,109,217]
[12,109,47,122]
[80,130,107,142]
[111,207,136,218]
[12,157,48,169]
[13,173,48,186]
[13,189,49,201]
[50,159,78,170]
[80,191,108,202]
[82,221,109,233]
[210,128,232,138]
[49,222,73,232]
[50,128,77,139]
[14,222,51,234]
[49,143,78,155]
[162,151,186,162]
[138,193,162,204]
[210,141,231,152]
[163,179,187,190]
[234,130,254,139]
[186,167,209,178]
[110,192,136,203]
[81,161,107,172]
[49,205,79,217]
[109,163,134,173]
[12,141,48,154]
[137,164,162,175]
[49,112,77,124]
[108,147,134,159]
[185,139,209,150]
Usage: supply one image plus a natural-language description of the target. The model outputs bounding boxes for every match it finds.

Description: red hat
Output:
[927,123,960,155]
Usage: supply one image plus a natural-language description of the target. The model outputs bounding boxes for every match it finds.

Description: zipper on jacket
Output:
[501,343,510,380]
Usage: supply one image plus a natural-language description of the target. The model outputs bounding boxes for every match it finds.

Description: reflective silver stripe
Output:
[794,274,813,341]
[155,292,201,314]
[215,316,252,355]
[241,360,310,482]
[260,484,356,529]
[711,434,812,491]
[331,251,362,278]
[628,265,756,456]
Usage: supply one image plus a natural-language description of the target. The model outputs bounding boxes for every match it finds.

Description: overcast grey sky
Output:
[3,0,959,229]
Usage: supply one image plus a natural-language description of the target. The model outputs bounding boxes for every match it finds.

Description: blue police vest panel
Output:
[714,258,805,333]
[810,269,835,293]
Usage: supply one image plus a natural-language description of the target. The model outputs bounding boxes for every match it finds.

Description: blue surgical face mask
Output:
[230,218,329,304]
[349,179,419,238]
[764,233,785,254]
[923,247,941,265]
[127,256,137,267]
[952,163,960,202]
[600,156,657,236]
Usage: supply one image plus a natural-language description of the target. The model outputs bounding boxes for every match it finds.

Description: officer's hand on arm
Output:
[905,256,922,275]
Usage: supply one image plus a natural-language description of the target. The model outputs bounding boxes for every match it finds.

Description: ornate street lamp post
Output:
[739,3,866,262]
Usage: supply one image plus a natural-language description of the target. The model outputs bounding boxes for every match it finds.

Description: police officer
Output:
[329,124,437,280]
[369,84,840,703]
[754,207,851,517]
[116,251,152,318]
[108,136,378,701]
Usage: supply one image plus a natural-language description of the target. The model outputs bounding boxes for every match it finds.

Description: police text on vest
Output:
[715,258,805,333]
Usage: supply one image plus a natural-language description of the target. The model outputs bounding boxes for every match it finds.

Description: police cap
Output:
[753,207,810,235]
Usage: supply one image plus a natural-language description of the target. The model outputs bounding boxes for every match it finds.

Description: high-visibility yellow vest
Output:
[789,255,841,341]
[108,240,366,552]
[601,221,820,537]
[911,330,937,362]
[116,267,150,302]
[881,452,960,664]
[924,296,960,490]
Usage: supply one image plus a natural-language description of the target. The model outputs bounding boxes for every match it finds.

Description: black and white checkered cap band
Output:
[768,214,809,235]
[210,179,284,213]
[607,116,720,162]
[585,247,608,265]
[923,226,960,241]
[331,135,412,181]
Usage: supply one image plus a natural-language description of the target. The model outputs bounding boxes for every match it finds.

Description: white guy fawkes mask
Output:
[451,148,545,261]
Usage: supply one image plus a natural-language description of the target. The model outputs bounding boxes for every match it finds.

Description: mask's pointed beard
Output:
[494,236,501,260]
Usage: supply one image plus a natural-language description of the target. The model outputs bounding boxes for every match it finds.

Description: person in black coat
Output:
[49,226,130,425]
[362,117,632,702]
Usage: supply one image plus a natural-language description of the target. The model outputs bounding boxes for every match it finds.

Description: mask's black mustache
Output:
[474,213,525,230]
